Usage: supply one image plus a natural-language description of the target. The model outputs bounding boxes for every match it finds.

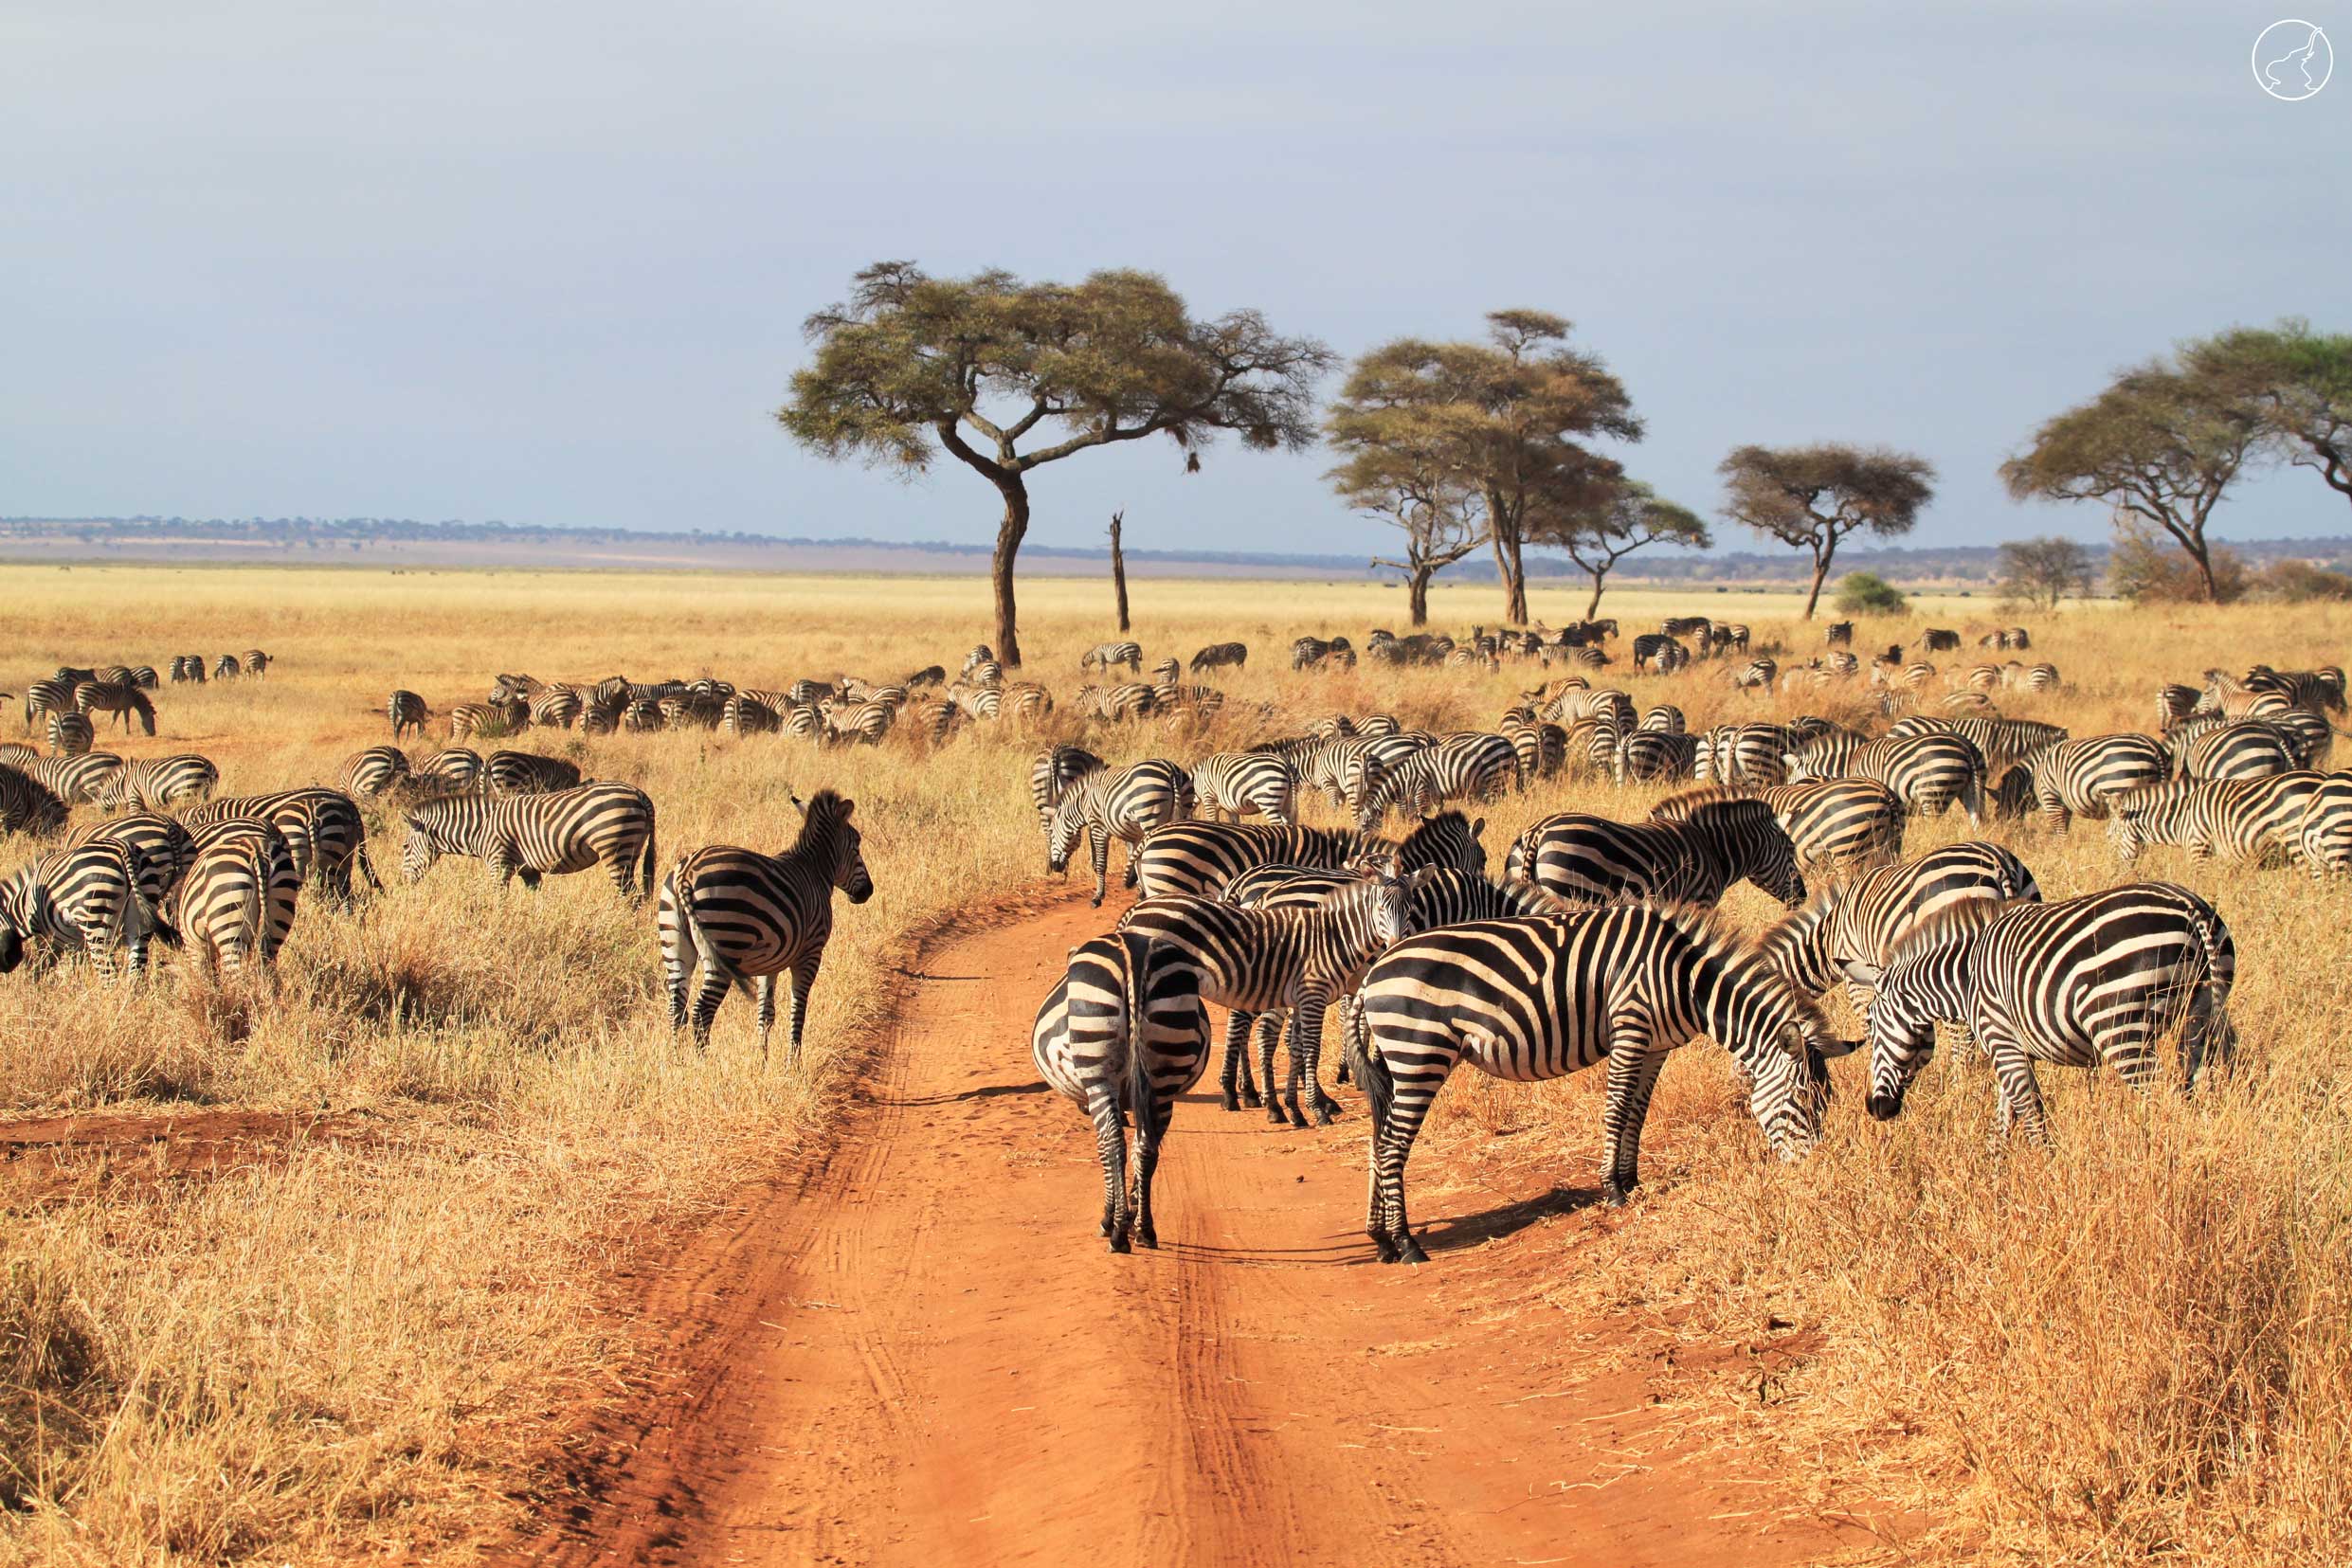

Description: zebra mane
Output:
[1642,900,1834,1047]
[792,788,856,851]
[1886,896,2010,966]
[1756,882,1846,962]
[1647,785,1755,823]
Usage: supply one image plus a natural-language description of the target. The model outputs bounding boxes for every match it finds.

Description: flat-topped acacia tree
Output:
[1718,443,1937,619]
[777,261,1332,667]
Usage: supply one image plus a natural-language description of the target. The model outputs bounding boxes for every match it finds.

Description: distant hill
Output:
[8,515,2352,585]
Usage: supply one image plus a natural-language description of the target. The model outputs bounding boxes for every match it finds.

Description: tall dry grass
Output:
[0,562,2343,1564]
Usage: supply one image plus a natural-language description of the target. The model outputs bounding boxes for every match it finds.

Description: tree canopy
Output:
[1999,361,2262,604]
[2181,319,2352,510]
[1996,535,2095,610]
[1327,311,1640,624]
[1327,437,1487,627]
[1717,443,1937,618]
[778,261,1332,664]
[1529,480,1710,618]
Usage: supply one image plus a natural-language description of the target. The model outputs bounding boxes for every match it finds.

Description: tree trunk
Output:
[1584,568,1606,621]
[2188,537,2221,603]
[1108,511,1131,633]
[1493,528,1529,625]
[1407,566,1432,626]
[1801,538,1836,620]
[991,478,1031,667]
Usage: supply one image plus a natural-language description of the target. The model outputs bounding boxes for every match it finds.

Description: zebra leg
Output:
[1089,827,1110,908]
[1370,1069,1446,1265]
[1287,986,1344,1126]
[786,959,819,1064]
[1219,1010,1259,1109]
[516,866,544,891]
[1128,1088,1167,1250]
[1984,1037,2050,1151]
[1599,1044,1669,1204]
[688,967,731,1050]
[1120,834,1140,890]
[753,975,778,1061]
[1089,1087,1131,1252]
[1333,997,1357,1085]
[1255,1011,1285,1125]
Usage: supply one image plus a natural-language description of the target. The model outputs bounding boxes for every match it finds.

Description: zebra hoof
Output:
[1132,1227,1158,1250]
[1107,1232,1131,1255]
[1396,1234,1429,1266]
[1090,892,1104,909]
[1601,1183,1631,1208]
[1239,1090,1262,1109]
[1312,1098,1343,1126]
[1265,1105,1290,1126]
[1370,1233,1399,1264]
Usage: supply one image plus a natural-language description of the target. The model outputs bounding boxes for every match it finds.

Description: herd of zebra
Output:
[1032,645,2343,1262]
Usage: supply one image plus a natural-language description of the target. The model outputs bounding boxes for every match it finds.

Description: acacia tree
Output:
[1995,535,2094,610]
[778,262,1331,665]
[1327,311,1640,625]
[2000,363,2263,604]
[2183,320,2352,510]
[1328,442,1487,626]
[1718,444,1937,618]
[1530,480,1710,618]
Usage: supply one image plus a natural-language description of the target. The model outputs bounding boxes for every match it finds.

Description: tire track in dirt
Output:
[507,885,1888,1567]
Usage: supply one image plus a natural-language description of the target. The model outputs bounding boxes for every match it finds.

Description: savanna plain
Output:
[2,563,2348,1567]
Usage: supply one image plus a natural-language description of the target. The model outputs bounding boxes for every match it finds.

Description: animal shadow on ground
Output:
[1171,1184,1601,1269]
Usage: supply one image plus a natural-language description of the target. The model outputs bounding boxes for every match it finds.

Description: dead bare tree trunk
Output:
[1108,510,1131,633]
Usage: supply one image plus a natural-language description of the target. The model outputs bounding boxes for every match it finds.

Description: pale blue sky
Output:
[4,3,2343,556]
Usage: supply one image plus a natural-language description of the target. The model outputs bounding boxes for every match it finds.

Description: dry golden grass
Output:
[0,561,2343,1565]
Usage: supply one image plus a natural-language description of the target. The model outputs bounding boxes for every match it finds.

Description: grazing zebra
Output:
[1348,907,1841,1261]
[529,688,584,730]
[2173,720,2297,782]
[1631,633,1688,674]
[213,655,242,679]
[1029,744,1106,827]
[1190,751,1296,825]
[1081,640,1144,674]
[1614,729,1695,785]
[1728,657,1777,693]
[414,747,482,791]
[1500,717,1566,783]
[2155,683,2201,727]
[72,812,197,909]
[188,789,378,900]
[1507,799,1805,910]
[1291,635,1355,671]
[1695,724,1793,788]
[1851,885,2235,1144]
[0,766,70,838]
[1031,930,1211,1252]
[388,690,431,740]
[1890,715,2068,785]
[1638,703,1685,733]
[720,693,781,737]
[1992,733,2171,831]
[1660,616,1712,640]
[1366,731,1519,819]
[450,698,531,740]
[658,789,872,1060]
[2244,663,2347,715]
[45,712,95,755]
[0,840,161,980]
[2107,773,2325,866]
[1657,782,1908,876]
[820,700,896,747]
[1076,682,1159,723]
[1708,623,1753,655]
[1190,641,1248,673]
[998,682,1053,724]
[338,746,413,799]
[2296,773,2352,878]
[483,750,583,796]
[0,744,33,768]
[1918,628,1961,653]
[1121,873,1413,1125]
[242,650,270,677]
[96,754,221,813]
[1760,840,2041,1012]
[25,752,125,807]
[1786,731,1985,824]
[173,818,300,979]
[1135,811,1486,901]
[401,782,656,902]
[1046,760,1196,905]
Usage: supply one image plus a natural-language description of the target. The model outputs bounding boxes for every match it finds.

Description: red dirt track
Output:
[506,887,1883,1567]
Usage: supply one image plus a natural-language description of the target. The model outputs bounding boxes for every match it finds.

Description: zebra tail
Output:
[354,840,384,892]
[1344,993,1393,1127]
[1121,936,1154,1134]
[638,806,659,901]
[2181,899,2238,1090]
[677,874,757,1002]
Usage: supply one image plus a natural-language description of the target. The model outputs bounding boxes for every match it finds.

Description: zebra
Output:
[1631,633,1689,674]
[72,812,197,906]
[414,748,482,791]
[187,790,379,900]
[1081,640,1144,674]
[1638,703,1686,733]
[339,747,412,799]
[1990,733,2171,831]
[1613,729,1695,784]
[2297,774,2352,878]
[1728,657,1777,693]
[483,750,583,796]
[1507,799,1805,910]
[1890,715,2068,785]
[1759,840,2042,1014]
[1029,744,1106,828]
[2107,773,2325,866]
[242,650,271,677]
[1148,657,1181,685]
[1365,731,1519,820]
[0,839,162,980]
[171,656,207,684]
[959,645,997,679]
[1031,929,1211,1252]
[1707,623,1753,656]
[45,712,95,755]
[172,817,301,980]
[1190,641,1248,673]
[2022,662,2061,692]
[25,752,125,806]
[0,766,69,838]
[2155,683,2201,727]
[213,654,242,679]
[1695,724,1793,788]
[2173,720,2297,782]
[1785,731,1985,824]
[21,678,76,733]
[1917,628,1961,653]
[450,698,531,740]
[1824,621,1854,648]
[1135,811,1486,901]
[819,700,896,747]
[388,690,431,740]
[96,754,221,814]
[658,788,872,1060]
[1500,717,1566,783]
[720,693,782,737]
[1348,906,1843,1261]
[1660,616,1712,640]
[529,688,585,730]
[1654,782,1908,877]
[1291,636,1355,671]
[1046,760,1196,905]
[1190,751,1296,825]
[1076,683,1159,723]
[2245,663,2347,715]
[1120,873,1413,1125]
[999,682,1053,724]
[1849,884,2235,1144]
[401,782,656,902]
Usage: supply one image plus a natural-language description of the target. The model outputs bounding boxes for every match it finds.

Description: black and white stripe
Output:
[1506,799,1805,910]
[1081,640,1145,673]
[1190,641,1248,673]
[339,746,414,799]
[97,754,221,813]
[1046,759,1197,906]
[24,752,126,806]
[483,749,584,796]
[1190,751,1296,825]
[72,812,197,906]
[0,840,159,979]
[1990,733,2170,830]
[1695,724,1794,788]
[1366,731,1519,819]
[401,782,655,901]
[1760,840,2040,1012]
[172,818,300,979]
[73,681,156,736]
[1786,731,1985,823]
[2171,719,2299,782]
[0,765,69,838]
[187,789,379,901]
[388,690,431,740]
[2106,772,2325,865]
[1134,811,1486,901]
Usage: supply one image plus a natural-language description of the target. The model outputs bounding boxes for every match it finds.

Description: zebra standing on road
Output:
[658,788,873,1061]
[1031,930,1211,1253]
[1850,884,2236,1144]
[1348,906,1841,1262]
[1507,799,1806,910]
[0,840,159,980]
[1046,759,1196,905]
[400,782,656,902]
[1759,840,2041,1012]
[1120,873,1413,1126]
[388,690,431,740]
[1190,751,1296,825]
[1029,744,1106,827]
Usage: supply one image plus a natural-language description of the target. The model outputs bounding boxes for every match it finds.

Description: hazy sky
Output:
[5,3,2344,557]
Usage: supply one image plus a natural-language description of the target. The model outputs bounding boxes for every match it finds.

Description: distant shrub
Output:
[2109,520,2247,604]
[1834,571,1908,616]
[2254,559,2352,603]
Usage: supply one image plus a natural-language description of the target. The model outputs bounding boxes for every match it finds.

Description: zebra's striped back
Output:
[0,765,69,838]
[1696,724,1793,787]
[25,752,125,806]
[483,750,583,796]
[414,748,483,790]
[402,782,655,900]
[1134,811,1485,901]
[187,789,376,898]
[72,812,197,905]
[177,817,300,975]
[0,840,151,978]
[1048,760,1196,904]
[340,746,414,799]
[2297,773,2352,877]
[46,712,95,755]
[2108,773,2325,865]
[1997,733,2169,828]
[2176,721,2297,782]
[1760,840,2041,1000]
[1191,751,1296,825]
[1788,732,1985,821]
[1614,729,1695,784]
[1507,800,1804,910]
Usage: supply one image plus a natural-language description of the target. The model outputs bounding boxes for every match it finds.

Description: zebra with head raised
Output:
[401,782,655,902]
[1507,799,1806,910]
[1046,759,1196,906]
[1031,930,1211,1253]
[1851,884,2235,1145]
[1759,840,2041,1015]
[1348,906,1844,1261]
[658,788,872,1061]
[2106,773,2325,866]
[1121,871,1414,1126]
[0,840,162,980]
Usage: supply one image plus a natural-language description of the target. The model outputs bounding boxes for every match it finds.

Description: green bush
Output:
[1834,571,1908,616]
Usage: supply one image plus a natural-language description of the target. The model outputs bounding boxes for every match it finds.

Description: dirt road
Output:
[512,888,1879,1567]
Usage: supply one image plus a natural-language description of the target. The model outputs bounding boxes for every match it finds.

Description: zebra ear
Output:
[1470,818,1485,838]
[837,797,854,819]
[401,816,425,833]
[1816,1036,1862,1059]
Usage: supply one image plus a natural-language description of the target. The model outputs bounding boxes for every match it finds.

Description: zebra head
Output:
[2106,807,2148,863]
[1988,766,2036,820]
[1856,900,1998,1120]
[1044,797,1085,878]
[796,789,873,904]
[399,816,446,883]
